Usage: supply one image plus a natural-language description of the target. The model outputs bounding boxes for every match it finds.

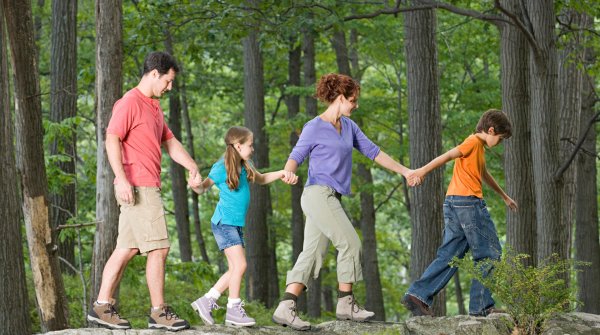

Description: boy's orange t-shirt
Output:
[106,88,174,187]
[446,134,486,198]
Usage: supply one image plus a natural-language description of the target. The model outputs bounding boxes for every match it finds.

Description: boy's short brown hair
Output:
[476,109,512,138]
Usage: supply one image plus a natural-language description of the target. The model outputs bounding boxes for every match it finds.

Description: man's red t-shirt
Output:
[106,88,174,187]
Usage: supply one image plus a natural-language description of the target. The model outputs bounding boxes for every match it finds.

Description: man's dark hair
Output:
[142,51,179,76]
[475,109,512,138]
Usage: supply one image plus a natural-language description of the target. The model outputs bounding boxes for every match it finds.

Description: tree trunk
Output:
[303,26,322,317]
[242,20,271,305]
[453,271,466,315]
[0,6,31,333]
[575,15,600,313]
[2,0,69,330]
[499,0,536,265]
[164,29,192,262]
[285,34,307,313]
[50,0,77,274]
[557,10,584,274]
[181,77,210,263]
[524,1,565,264]
[404,2,446,316]
[91,0,122,302]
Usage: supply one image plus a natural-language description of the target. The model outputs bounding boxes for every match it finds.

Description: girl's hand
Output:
[281,170,298,185]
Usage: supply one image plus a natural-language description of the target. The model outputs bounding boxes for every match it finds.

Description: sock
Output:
[282,292,298,302]
[338,290,353,298]
[152,306,161,311]
[96,300,110,305]
[204,287,221,300]
[227,297,242,308]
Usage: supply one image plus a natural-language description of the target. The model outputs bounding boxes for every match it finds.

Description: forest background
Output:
[1,0,599,334]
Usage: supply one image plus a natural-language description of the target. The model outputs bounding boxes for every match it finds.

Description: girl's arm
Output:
[191,177,215,195]
[254,170,286,185]
[482,167,518,211]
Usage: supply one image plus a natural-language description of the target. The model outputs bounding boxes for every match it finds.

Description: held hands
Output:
[281,170,299,185]
[406,168,425,187]
[188,169,202,189]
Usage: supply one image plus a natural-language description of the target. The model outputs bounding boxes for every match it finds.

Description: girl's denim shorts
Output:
[211,221,245,251]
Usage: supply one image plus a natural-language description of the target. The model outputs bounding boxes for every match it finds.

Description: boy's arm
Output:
[191,177,215,195]
[412,147,463,180]
[482,167,518,211]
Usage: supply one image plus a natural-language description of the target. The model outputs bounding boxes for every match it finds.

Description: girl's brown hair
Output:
[224,126,256,190]
[315,73,360,104]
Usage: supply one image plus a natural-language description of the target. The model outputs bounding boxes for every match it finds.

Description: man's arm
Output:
[162,137,201,187]
[482,167,518,211]
[106,134,133,204]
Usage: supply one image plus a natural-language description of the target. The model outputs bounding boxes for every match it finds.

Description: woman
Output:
[272,73,417,330]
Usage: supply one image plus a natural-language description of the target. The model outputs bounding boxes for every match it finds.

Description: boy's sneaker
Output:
[225,301,256,327]
[470,306,506,317]
[148,304,190,331]
[86,299,131,329]
[272,299,311,331]
[402,294,433,317]
[336,295,375,322]
[191,296,220,325]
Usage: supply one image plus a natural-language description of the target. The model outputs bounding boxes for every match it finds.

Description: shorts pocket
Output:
[144,206,168,242]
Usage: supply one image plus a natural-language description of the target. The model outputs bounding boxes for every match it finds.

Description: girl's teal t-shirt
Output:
[208,159,250,227]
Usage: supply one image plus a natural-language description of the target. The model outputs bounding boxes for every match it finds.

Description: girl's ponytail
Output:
[223,126,255,190]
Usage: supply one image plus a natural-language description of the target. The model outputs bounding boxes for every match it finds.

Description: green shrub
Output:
[450,250,585,335]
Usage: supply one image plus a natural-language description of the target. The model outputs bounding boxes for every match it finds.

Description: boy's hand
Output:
[406,169,424,187]
[281,170,298,185]
[503,195,518,211]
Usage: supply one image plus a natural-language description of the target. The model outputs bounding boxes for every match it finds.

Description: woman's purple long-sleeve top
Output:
[288,116,381,195]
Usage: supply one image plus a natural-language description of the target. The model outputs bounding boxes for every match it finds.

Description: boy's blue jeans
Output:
[406,195,502,315]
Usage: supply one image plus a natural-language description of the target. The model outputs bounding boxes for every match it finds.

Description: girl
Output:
[271,73,418,330]
[190,126,296,327]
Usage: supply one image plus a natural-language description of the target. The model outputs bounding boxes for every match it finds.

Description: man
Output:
[87,51,200,331]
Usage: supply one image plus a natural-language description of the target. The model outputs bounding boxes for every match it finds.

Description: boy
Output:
[403,109,518,317]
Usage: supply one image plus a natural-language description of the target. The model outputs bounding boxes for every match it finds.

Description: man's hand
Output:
[188,169,202,188]
[115,178,134,205]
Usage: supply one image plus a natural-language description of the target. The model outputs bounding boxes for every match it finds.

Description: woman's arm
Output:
[374,151,411,177]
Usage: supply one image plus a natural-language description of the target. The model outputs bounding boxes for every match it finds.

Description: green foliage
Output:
[450,251,587,335]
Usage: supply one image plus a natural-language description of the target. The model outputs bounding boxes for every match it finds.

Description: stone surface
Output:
[41,312,600,335]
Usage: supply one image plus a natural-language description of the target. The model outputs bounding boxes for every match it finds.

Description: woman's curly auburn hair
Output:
[315,73,360,104]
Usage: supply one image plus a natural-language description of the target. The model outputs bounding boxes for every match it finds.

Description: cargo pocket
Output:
[143,190,168,242]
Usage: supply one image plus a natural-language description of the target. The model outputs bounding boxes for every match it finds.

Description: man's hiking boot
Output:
[191,296,220,325]
[87,299,131,329]
[225,301,256,327]
[336,295,375,322]
[470,306,506,317]
[272,299,311,331]
[402,294,433,317]
[148,304,190,331]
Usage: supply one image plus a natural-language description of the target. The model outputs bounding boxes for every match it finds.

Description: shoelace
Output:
[104,304,126,321]
[349,295,365,314]
[208,298,220,311]
[287,301,299,321]
[235,301,248,317]
[161,305,180,320]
